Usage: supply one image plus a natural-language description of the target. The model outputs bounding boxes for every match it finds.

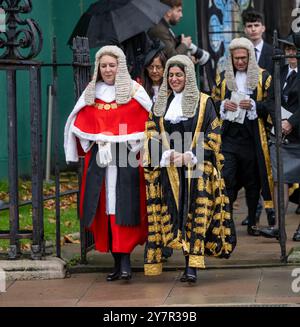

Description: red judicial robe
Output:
[74,98,149,253]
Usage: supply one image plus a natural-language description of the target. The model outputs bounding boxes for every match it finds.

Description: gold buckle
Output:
[95,103,118,110]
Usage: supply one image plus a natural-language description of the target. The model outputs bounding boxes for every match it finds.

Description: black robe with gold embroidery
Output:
[143,93,236,276]
[212,69,274,209]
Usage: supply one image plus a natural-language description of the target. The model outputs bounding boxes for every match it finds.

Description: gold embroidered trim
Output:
[258,118,274,207]
[196,197,213,206]
[147,203,161,214]
[263,201,273,209]
[189,255,205,269]
[289,183,300,196]
[257,69,263,101]
[211,117,222,130]
[221,79,226,100]
[144,263,163,276]
[191,93,209,149]
[148,235,162,243]
[145,170,160,184]
[212,227,231,236]
[146,184,161,199]
[159,117,180,210]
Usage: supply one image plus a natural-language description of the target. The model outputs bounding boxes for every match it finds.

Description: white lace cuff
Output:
[184,151,197,166]
[220,100,227,120]
[246,99,257,120]
[160,150,174,167]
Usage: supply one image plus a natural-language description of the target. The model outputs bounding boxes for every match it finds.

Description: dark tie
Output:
[283,70,296,91]
[283,70,297,101]
[254,48,259,62]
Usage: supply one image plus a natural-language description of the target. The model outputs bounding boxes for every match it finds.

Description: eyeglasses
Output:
[147,65,163,72]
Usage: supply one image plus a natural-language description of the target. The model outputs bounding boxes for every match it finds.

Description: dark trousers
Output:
[222,139,261,226]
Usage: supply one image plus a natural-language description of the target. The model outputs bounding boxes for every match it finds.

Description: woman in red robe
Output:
[64,46,152,281]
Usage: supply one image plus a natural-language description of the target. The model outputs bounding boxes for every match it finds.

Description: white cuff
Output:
[160,150,174,167]
[246,99,257,120]
[220,100,227,120]
[184,151,198,166]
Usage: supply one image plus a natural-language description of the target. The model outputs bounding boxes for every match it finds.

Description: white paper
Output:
[223,91,250,124]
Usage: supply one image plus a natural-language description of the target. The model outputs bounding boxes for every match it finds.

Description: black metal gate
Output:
[71,37,94,264]
[0,1,94,262]
[0,1,44,259]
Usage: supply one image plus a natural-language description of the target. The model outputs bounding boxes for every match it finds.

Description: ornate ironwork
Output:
[0,0,42,60]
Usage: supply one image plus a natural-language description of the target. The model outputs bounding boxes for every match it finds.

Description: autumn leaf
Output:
[64,221,72,227]
[21,243,31,251]
[64,234,80,244]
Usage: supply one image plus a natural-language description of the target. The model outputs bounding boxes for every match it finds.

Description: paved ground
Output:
[1,267,300,307]
[0,192,300,307]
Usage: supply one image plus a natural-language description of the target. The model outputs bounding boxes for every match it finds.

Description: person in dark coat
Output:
[141,40,167,104]
[260,35,300,241]
[148,0,191,59]
[242,10,274,75]
[241,10,276,227]
[212,37,274,237]
[148,0,210,65]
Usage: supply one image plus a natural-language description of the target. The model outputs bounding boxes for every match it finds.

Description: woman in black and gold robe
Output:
[143,55,236,283]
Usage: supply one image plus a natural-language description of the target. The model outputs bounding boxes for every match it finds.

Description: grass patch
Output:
[0,173,80,251]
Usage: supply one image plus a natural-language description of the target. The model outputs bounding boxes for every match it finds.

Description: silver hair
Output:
[84,45,132,105]
[153,55,199,117]
[225,37,259,91]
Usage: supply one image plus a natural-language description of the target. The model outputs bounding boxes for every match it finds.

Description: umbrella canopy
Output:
[68,0,170,48]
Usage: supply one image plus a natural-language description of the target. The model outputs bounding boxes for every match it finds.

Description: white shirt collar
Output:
[288,66,298,75]
[255,40,264,53]
[235,71,253,94]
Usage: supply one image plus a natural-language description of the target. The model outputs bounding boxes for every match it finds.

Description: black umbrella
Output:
[68,0,170,48]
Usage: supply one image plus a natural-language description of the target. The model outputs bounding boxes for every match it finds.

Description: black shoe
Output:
[293,229,300,241]
[185,267,197,283]
[106,269,120,282]
[120,254,132,280]
[106,252,121,281]
[180,266,197,283]
[241,217,249,226]
[266,209,276,226]
[180,271,188,282]
[120,271,132,280]
[260,227,279,239]
[296,206,300,215]
[247,225,261,236]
